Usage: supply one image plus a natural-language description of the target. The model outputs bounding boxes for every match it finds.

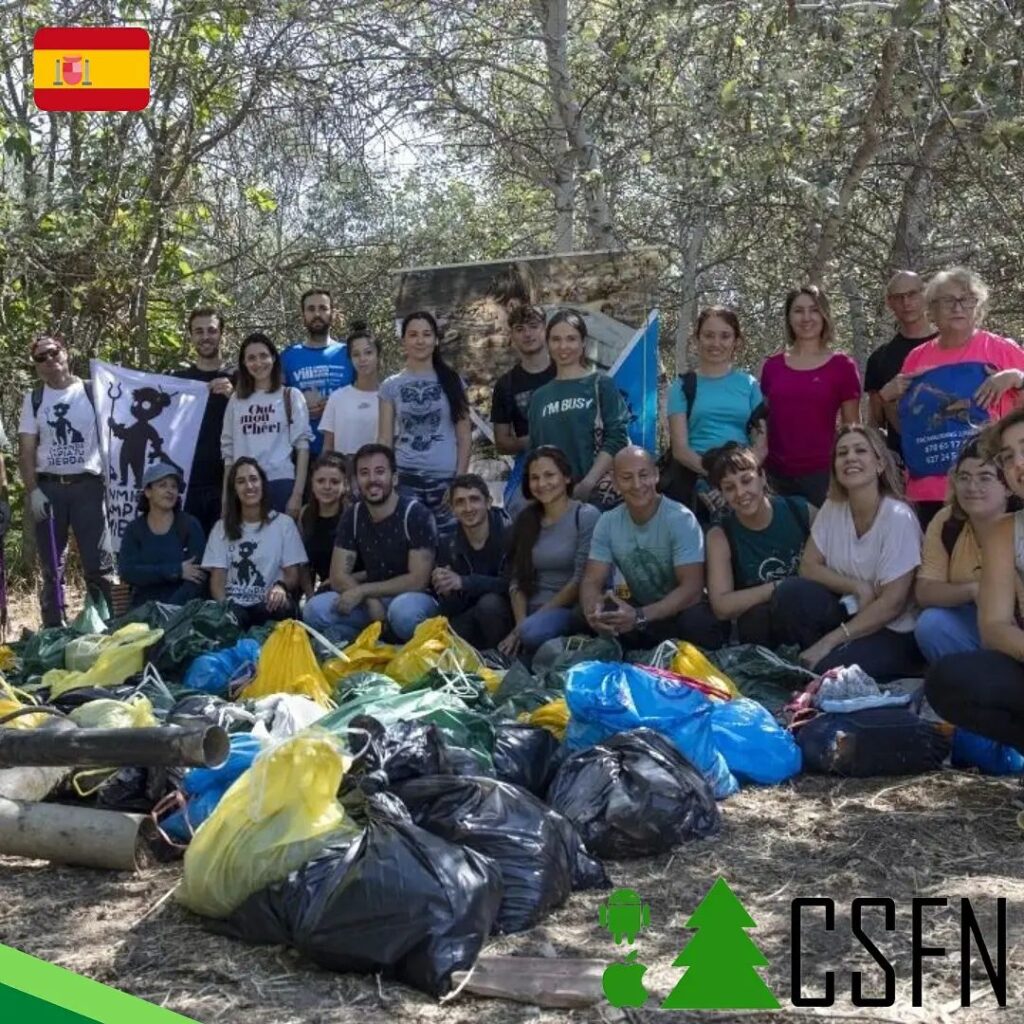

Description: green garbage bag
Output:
[491,662,562,720]
[331,672,401,702]
[16,627,77,681]
[533,635,623,690]
[407,668,497,713]
[707,644,814,716]
[70,592,110,635]
[319,685,496,767]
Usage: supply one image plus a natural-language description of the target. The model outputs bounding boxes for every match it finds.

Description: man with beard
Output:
[302,443,439,642]
[432,473,512,649]
[491,303,554,516]
[173,307,235,534]
[282,288,353,458]
[579,446,727,651]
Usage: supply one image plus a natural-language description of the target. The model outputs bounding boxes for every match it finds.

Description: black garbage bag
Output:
[47,683,140,712]
[546,728,720,859]
[95,764,185,812]
[168,694,254,733]
[348,715,453,784]
[395,775,608,934]
[492,723,564,796]
[446,746,495,777]
[213,810,503,996]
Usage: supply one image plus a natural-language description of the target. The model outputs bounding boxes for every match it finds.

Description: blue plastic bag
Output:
[161,733,263,842]
[709,698,801,785]
[951,729,1024,776]
[183,638,262,696]
[564,661,737,798]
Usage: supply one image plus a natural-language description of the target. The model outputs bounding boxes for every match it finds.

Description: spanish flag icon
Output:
[33,27,150,112]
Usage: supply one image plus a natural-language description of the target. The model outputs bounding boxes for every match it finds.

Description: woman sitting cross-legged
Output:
[118,463,207,607]
[299,452,350,599]
[703,443,814,646]
[914,436,1012,663]
[772,425,924,679]
[925,409,1024,750]
[202,457,307,628]
[499,445,599,661]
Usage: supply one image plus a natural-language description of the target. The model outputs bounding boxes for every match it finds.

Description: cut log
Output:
[448,955,606,1008]
[0,797,156,871]
[0,724,229,770]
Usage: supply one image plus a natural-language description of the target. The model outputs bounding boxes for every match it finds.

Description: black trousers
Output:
[926,650,1024,750]
[445,591,515,650]
[230,597,296,630]
[618,600,728,652]
[773,577,923,680]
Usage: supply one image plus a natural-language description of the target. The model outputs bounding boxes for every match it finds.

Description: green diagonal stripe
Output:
[0,944,200,1024]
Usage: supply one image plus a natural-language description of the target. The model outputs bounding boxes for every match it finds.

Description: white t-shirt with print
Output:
[18,380,102,475]
[202,512,308,607]
[810,496,922,633]
[221,388,311,481]
[319,385,380,455]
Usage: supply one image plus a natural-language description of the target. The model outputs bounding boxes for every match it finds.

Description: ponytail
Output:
[508,502,544,599]
[401,310,468,422]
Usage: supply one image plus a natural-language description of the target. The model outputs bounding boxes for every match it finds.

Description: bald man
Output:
[579,446,727,650]
[864,271,938,466]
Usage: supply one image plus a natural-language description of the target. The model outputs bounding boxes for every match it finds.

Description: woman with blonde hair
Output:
[759,285,861,505]
[887,266,1024,529]
[771,424,923,678]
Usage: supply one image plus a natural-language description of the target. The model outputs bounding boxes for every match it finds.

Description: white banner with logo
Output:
[90,360,209,552]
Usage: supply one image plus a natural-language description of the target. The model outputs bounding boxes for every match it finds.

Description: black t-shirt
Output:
[336,496,437,583]
[863,331,938,456]
[173,365,236,486]
[302,510,342,587]
[491,363,557,437]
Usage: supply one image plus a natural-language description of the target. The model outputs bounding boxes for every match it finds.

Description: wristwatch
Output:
[634,607,648,631]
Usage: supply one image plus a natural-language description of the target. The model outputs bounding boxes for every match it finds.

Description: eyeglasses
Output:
[955,471,1000,487]
[888,289,922,301]
[32,349,62,363]
[935,296,978,312]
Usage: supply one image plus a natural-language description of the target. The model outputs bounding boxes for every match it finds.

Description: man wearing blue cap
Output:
[118,462,207,607]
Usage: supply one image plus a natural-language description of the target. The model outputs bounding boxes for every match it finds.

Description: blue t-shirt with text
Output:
[281,338,353,455]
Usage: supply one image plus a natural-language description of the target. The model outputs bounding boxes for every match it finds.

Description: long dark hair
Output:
[401,311,468,422]
[223,457,272,540]
[545,308,589,367]
[300,452,349,536]
[236,332,283,399]
[508,445,575,598]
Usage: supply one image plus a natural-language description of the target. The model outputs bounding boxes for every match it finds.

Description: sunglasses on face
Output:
[32,349,62,363]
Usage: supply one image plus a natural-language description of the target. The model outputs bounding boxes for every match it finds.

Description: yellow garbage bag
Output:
[521,697,569,740]
[68,694,156,730]
[0,676,48,729]
[177,732,351,918]
[44,624,164,698]
[322,622,396,686]
[241,620,333,707]
[384,616,498,690]
[670,641,738,700]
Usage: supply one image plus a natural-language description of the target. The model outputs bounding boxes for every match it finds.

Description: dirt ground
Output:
[2,590,1023,1023]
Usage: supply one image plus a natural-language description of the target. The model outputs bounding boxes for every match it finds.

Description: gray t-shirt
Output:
[379,370,458,477]
[516,500,600,613]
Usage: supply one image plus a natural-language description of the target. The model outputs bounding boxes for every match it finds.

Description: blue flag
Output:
[609,310,659,452]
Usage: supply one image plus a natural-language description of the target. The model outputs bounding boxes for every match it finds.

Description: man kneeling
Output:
[303,443,438,642]
[579,446,726,650]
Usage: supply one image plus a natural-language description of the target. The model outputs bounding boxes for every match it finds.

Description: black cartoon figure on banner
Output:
[233,542,265,588]
[107,386,184,487]
[48,403,85,445]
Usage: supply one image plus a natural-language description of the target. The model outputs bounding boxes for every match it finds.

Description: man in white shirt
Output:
[18,334,115,625]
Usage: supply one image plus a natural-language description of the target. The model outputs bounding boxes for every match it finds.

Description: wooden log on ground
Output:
[448,955,606,1008]
[0,797,156,871]
[0,724,229,770]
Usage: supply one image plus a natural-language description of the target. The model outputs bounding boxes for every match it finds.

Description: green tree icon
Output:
[661,877,780,1010]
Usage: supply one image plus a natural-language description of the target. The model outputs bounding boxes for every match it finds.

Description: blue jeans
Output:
[914,603,981,664]
[303,590,439,643]
[518,607,587,655]
[266,478,295,514]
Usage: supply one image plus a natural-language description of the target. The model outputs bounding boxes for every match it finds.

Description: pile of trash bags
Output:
[3,602,916,997]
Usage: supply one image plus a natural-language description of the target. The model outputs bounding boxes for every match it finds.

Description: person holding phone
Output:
[578,446,726,651]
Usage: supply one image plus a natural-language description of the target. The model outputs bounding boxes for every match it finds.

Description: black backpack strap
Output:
[941,514,964,558]
[174,512,191,549]
[82,379,95,409]
[283,387,293,427]
[680,371,697,422]
[31,385,44,418]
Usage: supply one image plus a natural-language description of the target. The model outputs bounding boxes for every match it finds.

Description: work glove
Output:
[29,487,51,522]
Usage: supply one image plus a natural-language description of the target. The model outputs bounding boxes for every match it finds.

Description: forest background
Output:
[1,0,1022,574]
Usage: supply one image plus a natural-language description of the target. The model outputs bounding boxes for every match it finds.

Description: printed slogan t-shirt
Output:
[899,330,1024,502]
[18,379,102,475]
[281,339,353,457]
[221,387,311,481]
[379,370,459,477]
[202,512,307,606]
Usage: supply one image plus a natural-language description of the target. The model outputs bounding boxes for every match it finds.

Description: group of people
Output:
[5,265,1024,762]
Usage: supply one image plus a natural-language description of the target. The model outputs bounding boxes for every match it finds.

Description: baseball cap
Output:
[142,463,183,489]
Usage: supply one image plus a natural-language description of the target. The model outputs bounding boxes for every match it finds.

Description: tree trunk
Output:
[675,212,707,372]
[544,0,574,252]
[841,277,869,370]
[808,32,904,284]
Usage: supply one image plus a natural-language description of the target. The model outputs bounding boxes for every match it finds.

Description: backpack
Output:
[940,514,966,558]
[351,497,418,546]
[31,378,96,418]
[657,372,699,507]
[720,496,809,588]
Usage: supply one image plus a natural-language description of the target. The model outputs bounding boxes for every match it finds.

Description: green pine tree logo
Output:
[661,877,780,1010]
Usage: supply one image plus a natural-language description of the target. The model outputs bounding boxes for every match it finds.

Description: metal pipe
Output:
[0,724,229,769]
